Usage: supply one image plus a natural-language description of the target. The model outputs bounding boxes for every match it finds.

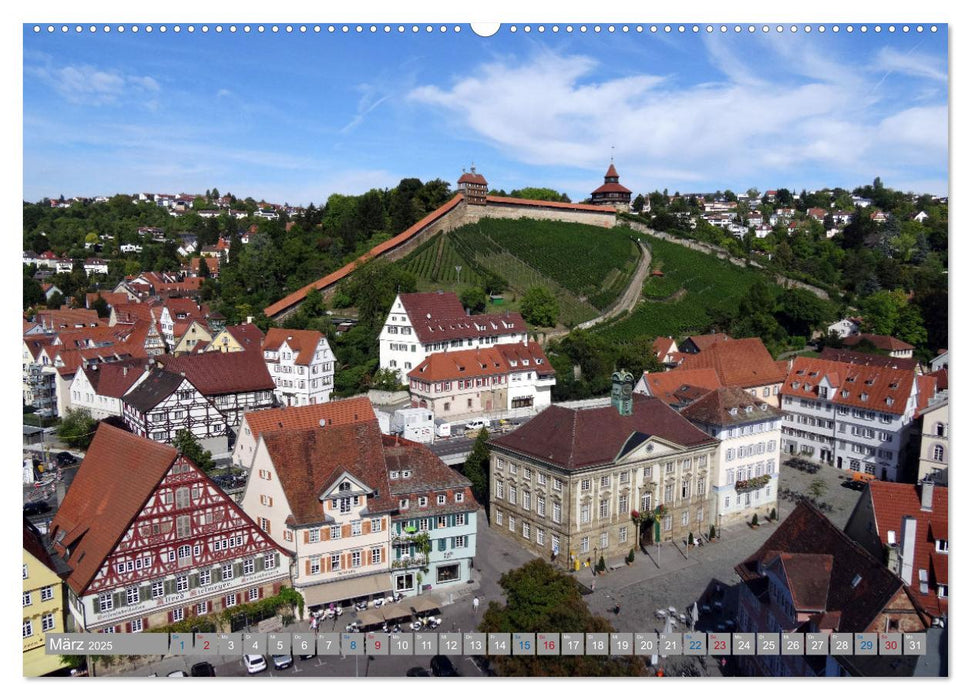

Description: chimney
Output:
[247,316,254,324]
[920,480,934,512]
[898,515,917,586]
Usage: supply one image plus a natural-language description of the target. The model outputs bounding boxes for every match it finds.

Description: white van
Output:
[465,418,490,433]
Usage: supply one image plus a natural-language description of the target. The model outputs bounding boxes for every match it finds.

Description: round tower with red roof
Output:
[591,162,632,211]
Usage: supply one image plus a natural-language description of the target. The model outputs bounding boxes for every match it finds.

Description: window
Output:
[339,497,352,514]
[620,526,628,543]
[641,493,652,512]
[152,581,164,598]
[370,518,382,532]
[264,553,277,570]
[198,569,211,586]
[522,522,530,539]
[23,591,32,607]
[600,475,610,488]
[310,558,321,575]
[523,467,532,481]
[537,473,547,486]
[41,585,54,602]
[664,484,674,503]
[508,516,516,532]
[98,592,112,612]
[437,494,446,505]
[309,529,321,543]
[418,496,428,507]
[23,620,33,638]
[399,498,409,510]
[553,479,562,492]
[172,607,184,622]
[509,462,518,475]
[126,586,139,605]
[537,496,546,517]
[581,478,591,491]
[331,554,341,571]
[175,487,190,509]
[580,537,590,553]
[697,477,706,495]
[580,503,591,523]
[437,516,447,529]
[226,593,237,607]
[681,511,689,526]
[619,494,629,514]
[933,445,945,461]
[222,563,234,580]
[176,514,191,538]
[196,601,209,616]
[352,521,362,536]
[552,501,562,524]
[455,493,464,503]
[243,558,255,575]
[130,618,143,633]
[178,544,191,562]
[23,564,27,580]
[599,498,609,519]
[456,513,467,526]
[351,551,362,568]
[495,510,503,526]
[177,575,189,592]
[522,491,531,510]
[371,546,383,564]
[663,515,672,532]
[600,532,608,549]
[509,486,517,505]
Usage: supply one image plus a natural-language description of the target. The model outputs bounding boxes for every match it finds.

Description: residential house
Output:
[122,369,231,453]
[120,243,143,254]
[171,319,213,355]
[680,387,782,528]
[806,207,828,222]
[240,422,396,613]
[651,337,682,368]
[818,347,918,373]
[929,350,948,373]
[870,210,889,223]
[734,501,926,677]
[827,317,861,339]
[49,345,140,418]
[262,328,336,406]
[23,519,71,677]
[379,292,528,383]
[40,284,62,303]
[69,358,151,420]
[678,333,733,355]
[406,341,555,420]
[844,481,948,626]
[843,334,914,359]
[232,396,375,470]
[914,396,948,485]
[913,211,929,223]
[677,337,788,407]
[35,307,102,332]
[386,437,478,595]
[488,372,719,568]
[23,337,57,415]
[154,350,276,430]
[83,258,110,276]
[205,323,265,354]
[48,424,290,634]
[157,299,210,350]
[634,368,722,410]
[779,356,920,481]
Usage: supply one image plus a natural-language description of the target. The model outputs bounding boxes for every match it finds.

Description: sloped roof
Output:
[604,163,620,179]
[457,171,487,185]
[23,518,71,579]
[260,422,394,526]
[678,337,786,388]
[49,423,178,594]
[489,393,715,470]
[766,552,833,611]
[782,356,916,417]
[591,182,633,196]
[844,334,914,352]
[242,396,375,442]
[36,308,103,331]
[121,369,191,413]
[383,435,479,516]
[82,357,151,398]
[867,481,948,619]
[398,291,466,321]
[638,368,722,407]
[155,350,274,395]
[407,311,527,345]
[223,323,265,350]
[263,328,327,365]
[486,195,614,213]
[684,333,733,352]
[736,501,918,633]
[928,368,948,392]
[680,386,781,427]
[408,342,553,383]
[819,346,918,371]
[495,342,555,375]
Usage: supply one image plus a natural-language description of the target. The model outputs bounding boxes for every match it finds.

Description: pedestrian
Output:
[472,596,479,614]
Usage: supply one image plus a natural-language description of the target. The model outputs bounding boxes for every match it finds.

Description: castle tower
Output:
[457,166,488,205]
[590,162,632,211]
[611,369,635,416]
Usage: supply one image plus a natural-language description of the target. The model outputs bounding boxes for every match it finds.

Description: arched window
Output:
[933,444,945,462]
[935,422,946,437]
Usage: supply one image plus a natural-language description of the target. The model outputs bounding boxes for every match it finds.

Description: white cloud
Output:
[872,47,947,83]
[26,58,162,107]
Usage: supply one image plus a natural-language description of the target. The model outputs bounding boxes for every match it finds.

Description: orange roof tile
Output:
[678,338,786,389]
[263,328,327,365]
[243,396,375,442]
[638,368,722,407]
[782,356,916,416]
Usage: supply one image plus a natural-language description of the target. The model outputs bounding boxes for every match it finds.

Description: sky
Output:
[22,20,948,205]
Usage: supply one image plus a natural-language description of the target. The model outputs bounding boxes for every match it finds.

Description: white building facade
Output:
[262,329,336,406]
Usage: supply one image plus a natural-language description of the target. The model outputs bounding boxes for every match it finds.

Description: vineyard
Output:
[595,233,775,342]
[399,218,642,327]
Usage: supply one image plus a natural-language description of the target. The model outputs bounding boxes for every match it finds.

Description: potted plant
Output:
[627,548,635,565]
[596,555,607,574]
[708,524,717,542]
[770,507,777,522]
[687,532,695,547]
[750,514,760,528]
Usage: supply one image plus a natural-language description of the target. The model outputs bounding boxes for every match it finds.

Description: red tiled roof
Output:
[638,368,722,407]
[766,552,833,611]
[651,337,677,360]
[49,424,178,594]
[23,336,55,361]
[81,357,151,398]
[399,291,466,321]
[928,368,948,392]
[24,519,70,579]
[383,434,479,515]
[680,386,781,427]
[397,292,527,344]
[818,346,918,372]
[408,342,553,383]
[35,308,102,331]
[684,333,733,352]
[264,195,465,317]
[782,356,916,416]
[604,163,620,179]
[155,349,274,395]
[591,182,633,196]
[223,323,264,350]
[263,328,327,365]
[678,338,786,389]
[111,302,160,325]
[844,334,914,352]
[86,291,132,309]
[457,171,487,185]
[736,501,920,633]
[486,195,614,213]
[495,342,554,375]
[866,481,948,619]
[490,394,715,470]
[242,396,375,443]
[915,375,939,415]
[260,422,395,526]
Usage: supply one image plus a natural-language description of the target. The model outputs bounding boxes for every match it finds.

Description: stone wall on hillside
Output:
[465,202,616,228]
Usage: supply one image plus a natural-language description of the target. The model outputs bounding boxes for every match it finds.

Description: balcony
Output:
[390,555,426,570]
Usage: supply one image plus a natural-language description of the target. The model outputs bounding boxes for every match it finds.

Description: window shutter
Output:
[165,579,176,595]
[234,563,243,578]
[450,514,456,527]
[303,530,309,544]
[167,611,174,623]
[342,524,350,538]
[113,591,124,608]
[189,574,199,588]
[212,567,222,582]
[305,559,311,575]
[124,622,131,633]
[140,585,152,601]
[255,557,265,572]
[363,520,371,535]
[321,527,329,541]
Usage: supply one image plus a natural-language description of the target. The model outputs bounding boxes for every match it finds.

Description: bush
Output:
[770,507,777,521]
[709,524,716,540]
[627,548,635,563]
[596,555,606,573]
[751,514,760,526]
[687,532,694,546]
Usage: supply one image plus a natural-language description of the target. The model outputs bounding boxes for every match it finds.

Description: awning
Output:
[409,597,440,615]
[301,573,393,607]
[357,609,386,629]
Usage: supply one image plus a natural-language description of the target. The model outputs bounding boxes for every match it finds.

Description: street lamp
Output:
[455,266,462,285]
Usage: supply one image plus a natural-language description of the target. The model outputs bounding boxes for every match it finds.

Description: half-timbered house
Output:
[48,424,291,634]
[122,369,231,453]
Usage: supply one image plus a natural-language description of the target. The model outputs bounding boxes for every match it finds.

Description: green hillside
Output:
[595,232,771,341]
[400,218,641,326]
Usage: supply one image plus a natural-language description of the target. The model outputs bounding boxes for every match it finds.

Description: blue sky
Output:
[22,22,948,204]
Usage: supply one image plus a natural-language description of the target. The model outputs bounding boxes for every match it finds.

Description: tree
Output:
[23,276,45,309]
[463,428,490,509]
[777,288,834,339]
[520,286,559,327]
[860,289,907,336]
[809,478,827,500]
[173,429,215,474]
[478,559,642,676]
[459,287,487,314]
[57,408,98,450]
[90,294,110,319]
[631,194,646,213]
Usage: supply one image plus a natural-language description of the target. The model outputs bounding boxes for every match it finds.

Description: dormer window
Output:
[399,498,409,510]
[936,539,948,554]
[818,387,828,399]
[402,470,412,479]
[390,471,399,479]
[841,390,849,398]
[861,393,869,401]
[418,496,428,507]
[745,405,753,413]
[729,407,738,416]
[339,481,351,492]
[885,397,894,406]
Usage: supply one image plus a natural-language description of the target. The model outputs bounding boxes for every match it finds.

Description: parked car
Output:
[465,418,490,433]
[55,451,78,466]
[23,501,52,516]
[243,654,267,674]
[430,655,459,677]
[190,662,215,677]
[271,653,293,670]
